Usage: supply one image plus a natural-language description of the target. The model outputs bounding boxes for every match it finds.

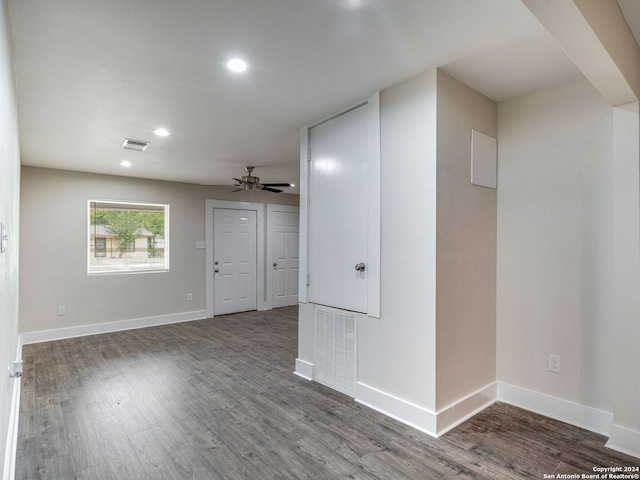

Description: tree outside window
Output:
[88,200,169,274]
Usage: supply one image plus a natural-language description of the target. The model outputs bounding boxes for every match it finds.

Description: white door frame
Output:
[298,93,381,318]
[265,204,300,310]
[206,199,265,318]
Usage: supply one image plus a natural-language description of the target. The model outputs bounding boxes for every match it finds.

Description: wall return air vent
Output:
[121,138,150,151]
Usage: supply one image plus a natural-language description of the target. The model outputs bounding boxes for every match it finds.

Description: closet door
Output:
[268,206,300,308]
[307,103,371,314]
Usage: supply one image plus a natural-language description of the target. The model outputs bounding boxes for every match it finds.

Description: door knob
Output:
[214,269,219,273]
[273,262,278,267]
[355,262,366,272]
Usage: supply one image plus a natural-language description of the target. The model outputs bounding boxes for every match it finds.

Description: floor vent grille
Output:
[315,306,356,397]
[121,138,150,151]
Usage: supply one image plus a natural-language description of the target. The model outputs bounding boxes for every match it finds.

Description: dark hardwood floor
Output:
[17,306,638,479]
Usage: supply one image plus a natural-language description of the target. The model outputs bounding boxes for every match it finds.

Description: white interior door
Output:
[213,208,257,315]
[269,207,300,308]
[308,104,370,313]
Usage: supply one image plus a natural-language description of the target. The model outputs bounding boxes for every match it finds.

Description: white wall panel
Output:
[358,70,438,411]
[497,77,614,413]
[1,1,22,476]
[610,104,640,440]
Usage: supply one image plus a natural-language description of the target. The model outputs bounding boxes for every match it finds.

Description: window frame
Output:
[87,199,170,276]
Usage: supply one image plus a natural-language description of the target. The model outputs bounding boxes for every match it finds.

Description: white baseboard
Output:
[436,382,497,436]
[606,423,640,459]
[3,343,22,480]
[20,310,208,344]
[497,381,613,436]
[356,382,438,437]
[293,358,313,381]
[356,381,497,438]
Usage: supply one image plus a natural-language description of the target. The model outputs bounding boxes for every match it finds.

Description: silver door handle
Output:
[355,262,365,272]
[273,262,278,267]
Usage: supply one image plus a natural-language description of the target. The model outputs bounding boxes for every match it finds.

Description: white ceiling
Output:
[6,0,598,192]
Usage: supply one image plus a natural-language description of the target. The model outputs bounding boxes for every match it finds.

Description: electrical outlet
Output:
[548,354,561,374]
[9,360,23,378]
[58,305,66,316]
[187,293,193,301]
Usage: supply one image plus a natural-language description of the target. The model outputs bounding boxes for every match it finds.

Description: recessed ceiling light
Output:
[225,58,248,73]
[120,160,133,167]
[153,128,170,137]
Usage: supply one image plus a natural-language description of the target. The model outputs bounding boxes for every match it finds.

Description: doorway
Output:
[213,208,257,315]
[206,200,265,318]
[267,204,300,308]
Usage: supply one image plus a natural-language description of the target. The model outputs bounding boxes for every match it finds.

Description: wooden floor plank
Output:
[16,306,639,479]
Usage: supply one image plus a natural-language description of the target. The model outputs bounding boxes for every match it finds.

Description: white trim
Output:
[497,381,613,436]
[3,342,22,480]
[356,381,438,437]
[366,92,381,318]
[606,423,640,459]
[20,310,207,345]
[435,382,497,436]
[205,200,266,318]
[265,204,300,311]
[355,381,497,438]
[298,129,309,304]
[294,358,314,381]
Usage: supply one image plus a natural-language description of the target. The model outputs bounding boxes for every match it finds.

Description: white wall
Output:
[435,71,497,410]
[497,77,614,413]
[0,0,21,475]
[609,103,640,454]
[359,69,438,410]
[19,167,298,336]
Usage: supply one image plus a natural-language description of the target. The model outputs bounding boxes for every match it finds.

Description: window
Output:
[94,237,107,257]
[88,200,169,274]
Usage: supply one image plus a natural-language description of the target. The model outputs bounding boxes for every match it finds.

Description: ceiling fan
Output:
[229,166,293,193]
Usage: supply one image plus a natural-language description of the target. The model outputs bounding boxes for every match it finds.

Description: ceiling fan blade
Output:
[260,186,283,193]
[261,183,292,187]
[230,187,245,193]
[232,178,244,183]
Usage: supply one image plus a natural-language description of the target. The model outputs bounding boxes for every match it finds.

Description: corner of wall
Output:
[606,423,640,459]
[434,69,497,410]
[355,380,497,439]
[355,381,438,437]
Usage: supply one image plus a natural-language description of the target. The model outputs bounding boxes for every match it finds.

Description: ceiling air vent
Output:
[121,138,150,151]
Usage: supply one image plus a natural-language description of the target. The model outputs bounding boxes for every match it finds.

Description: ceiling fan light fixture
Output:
[227,166,291,193]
